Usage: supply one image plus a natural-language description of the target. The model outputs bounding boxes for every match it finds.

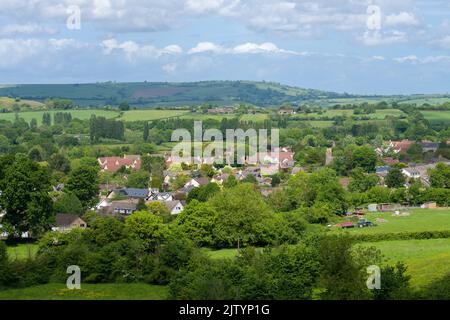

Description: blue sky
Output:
[1,0,450,94]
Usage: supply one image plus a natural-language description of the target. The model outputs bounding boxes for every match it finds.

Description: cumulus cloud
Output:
[101,39,182,61]
[188,41,300,55]
[385,12,420,27]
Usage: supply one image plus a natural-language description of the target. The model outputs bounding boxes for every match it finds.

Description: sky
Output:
[1,0,450,95]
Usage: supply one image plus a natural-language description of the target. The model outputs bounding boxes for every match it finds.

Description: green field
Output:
[118,109,190,121]
[203,248,240,260]
[333,208,450,235]
[0,109,119,124]
[421,110,450,122]
[358,238,450,288]
[0,283,169,300]
[7,244,39,260]
[180,113,237,121]
[240,113,269,122]
[293,109,404,120]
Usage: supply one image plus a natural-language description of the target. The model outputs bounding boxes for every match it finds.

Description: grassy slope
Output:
[0,97,44,110]
[0,283,169,300]
[358,239,450,288]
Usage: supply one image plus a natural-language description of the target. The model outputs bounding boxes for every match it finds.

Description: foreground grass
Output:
[333,208,450,235]
[0,283,169,300]
[358,238,450,288]
[7,244,39,260]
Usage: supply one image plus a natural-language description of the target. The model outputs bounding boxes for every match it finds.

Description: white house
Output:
[164,201,184,215]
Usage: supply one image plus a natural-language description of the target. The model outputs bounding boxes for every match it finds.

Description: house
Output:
[402,168,420,179]
[325,148,334,166]
[376,166,391,177]
[211,173,229,185]
[278,108,295,115]
[98,155,141,173]
[184,177,210,189]
[207,107,234,114]
[164,200,184,215]
[148,191,173,202]
[108,199,139,215]
[376,140,414,156]
[114,188,149,199]
[368,204,378,212]
[52,214,87,232]
[420,141,440,153]
[383,157,399,166]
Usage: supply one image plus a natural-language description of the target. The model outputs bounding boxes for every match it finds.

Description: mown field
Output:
[0,109,119,124]
[332,208,450,235]
[0,283,169,300]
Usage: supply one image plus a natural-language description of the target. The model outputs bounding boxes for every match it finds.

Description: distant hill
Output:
[0,96,44,111]
[0,81,353,107]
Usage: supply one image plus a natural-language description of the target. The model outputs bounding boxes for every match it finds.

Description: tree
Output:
[53,192,84,215]
[119,101,130,111]
[385,167,406,188]
[49,153,71,174]
[210,183,274,247]
[125,211,168,252]
[186,183,220,203]
[429,163,450,189]
[42,112,51,126]
[126,170,150,188]
[143,122,149,142]
[348,168,380,193]
[176,200,217,246]
[352,145,377,173]
[66,163,99,208]
[0,155,54,236]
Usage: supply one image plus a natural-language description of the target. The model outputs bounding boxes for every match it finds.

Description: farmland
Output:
[421,110,450,123]
[0,283,169,300]
[0,97,44,110]
[0,109,119,124]
[119,109,190,121]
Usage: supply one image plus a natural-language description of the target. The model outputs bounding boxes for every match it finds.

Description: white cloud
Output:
[0,24,57,36]
[101,39,182,61]
[188,42,224,54]
[188,41,299,55]
[385,12,419,27]
[162,62,178,74]
[394,55,450,64]
[430,35,450,49]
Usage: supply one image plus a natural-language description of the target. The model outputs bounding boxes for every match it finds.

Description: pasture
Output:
[421,110,450,122]
[357,238,450,288]
[0,283,169,300]
[0,109,119,124]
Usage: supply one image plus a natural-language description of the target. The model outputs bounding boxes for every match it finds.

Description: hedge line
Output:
[350,230,450,243]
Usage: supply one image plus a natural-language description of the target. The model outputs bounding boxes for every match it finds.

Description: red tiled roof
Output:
[98,156,141,172]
